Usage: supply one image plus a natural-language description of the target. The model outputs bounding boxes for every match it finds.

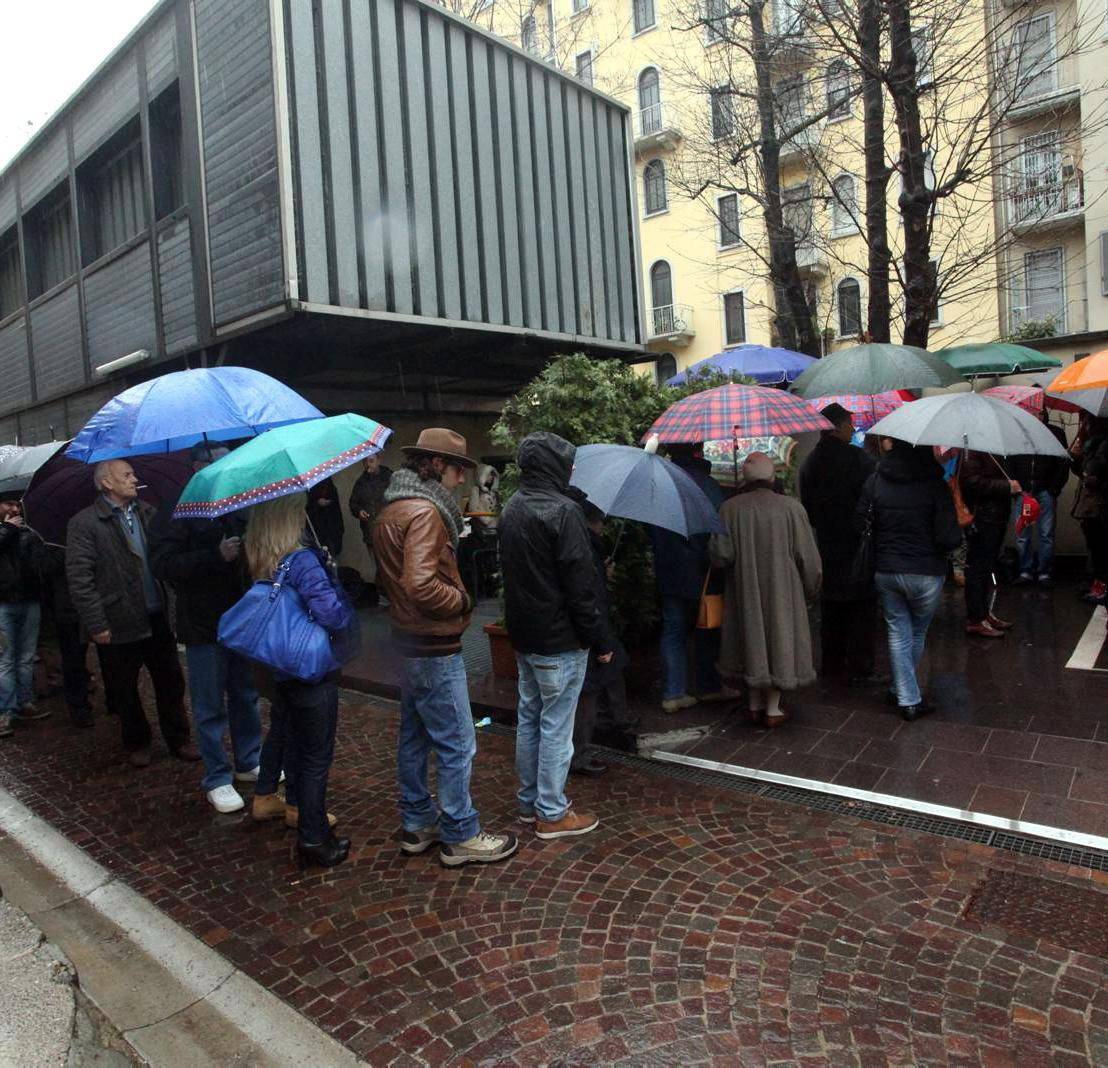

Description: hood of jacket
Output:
[877,445,941,485]
[518,432,576,494]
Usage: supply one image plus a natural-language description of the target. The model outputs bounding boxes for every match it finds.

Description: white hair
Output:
[92,460,113,492]
[742,452,775,483]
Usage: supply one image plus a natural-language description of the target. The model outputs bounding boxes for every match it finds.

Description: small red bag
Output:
[1015,493,1041,536]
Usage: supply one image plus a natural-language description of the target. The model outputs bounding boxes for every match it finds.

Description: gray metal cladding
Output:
[0,179,14,234]
[19,127,69,210]
[157,218,197,353]
[145,13,179,97]
[29,285,84,398]
[0,317,31,415]
[195,0,285,326]
[64,384,114,434]
[285,0,640,344]
[19,399,67,446]
[0,415,16,444]
[83,245,156,366]
[73,57,140,163]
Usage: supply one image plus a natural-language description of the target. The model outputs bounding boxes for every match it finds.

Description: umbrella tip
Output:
[644,434,660,455]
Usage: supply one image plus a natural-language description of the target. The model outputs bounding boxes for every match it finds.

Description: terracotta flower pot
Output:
[483,622,518,680]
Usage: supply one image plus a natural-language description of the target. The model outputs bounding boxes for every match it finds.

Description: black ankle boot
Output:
[297,835,351,869]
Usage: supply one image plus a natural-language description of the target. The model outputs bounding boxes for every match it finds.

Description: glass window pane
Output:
[724,292,745,344]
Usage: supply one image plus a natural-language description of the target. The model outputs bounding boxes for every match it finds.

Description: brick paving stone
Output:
[0,682,1106,1065]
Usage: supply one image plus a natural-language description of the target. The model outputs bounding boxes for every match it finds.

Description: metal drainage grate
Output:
[479,722,1108,873]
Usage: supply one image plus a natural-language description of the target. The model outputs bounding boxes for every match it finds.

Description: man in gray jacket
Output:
[66,460,197,768]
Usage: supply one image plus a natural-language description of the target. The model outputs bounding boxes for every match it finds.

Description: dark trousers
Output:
[275,677,337,845]
[820,598,877,681]
[57,619,91,716]
[572,674,629,768]
[1081,516,1108,582]
[257,691,297,807]
[95,612,188,753]
[965,520,1007,623]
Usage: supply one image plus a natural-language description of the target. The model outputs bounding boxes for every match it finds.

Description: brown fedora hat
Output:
[400,428,477,468]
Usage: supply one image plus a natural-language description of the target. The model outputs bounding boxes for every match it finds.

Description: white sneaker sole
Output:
[208,797,245,814]
[439,838,519,868]
[400,837,440,855]
[535,817,599,840]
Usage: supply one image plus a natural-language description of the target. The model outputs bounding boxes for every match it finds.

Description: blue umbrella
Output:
[66,366,324,462]
[569,443,723,537]
[667,344,816,386]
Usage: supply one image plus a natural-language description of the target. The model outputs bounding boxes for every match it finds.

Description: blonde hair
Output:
[245,493,308,580]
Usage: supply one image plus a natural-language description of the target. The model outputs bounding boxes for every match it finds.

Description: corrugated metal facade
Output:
[84,245,157,365]
[72,56,140,162]
[18,126,68,210]
[145,12,178,97]
[0,319,30,414]
[0,178,14,233]
[157,218,197,353]
[29,285,83,397]
[283,0,639,345]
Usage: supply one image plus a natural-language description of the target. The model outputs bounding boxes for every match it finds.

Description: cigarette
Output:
[135,484,148,489]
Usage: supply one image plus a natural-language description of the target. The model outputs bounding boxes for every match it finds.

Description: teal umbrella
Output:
[173,413,391,519]
[790,343,962,398]
[935,342,1062,379]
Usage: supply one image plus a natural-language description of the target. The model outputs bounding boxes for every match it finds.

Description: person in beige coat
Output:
[709,453,822,726]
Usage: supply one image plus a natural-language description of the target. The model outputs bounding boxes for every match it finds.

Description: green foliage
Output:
[491,354,745,648]
[1004,316,1058,342]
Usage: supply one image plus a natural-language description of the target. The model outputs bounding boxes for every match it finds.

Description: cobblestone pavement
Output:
[1,682,1107,1066]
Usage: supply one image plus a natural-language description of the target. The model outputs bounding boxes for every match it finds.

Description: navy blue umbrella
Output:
[66,366,324,462]
[667,343,816,386]
[569,443,723,537]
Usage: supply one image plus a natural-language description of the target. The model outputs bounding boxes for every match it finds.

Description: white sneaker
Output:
[207,784,244,813]
[234,767,284,783]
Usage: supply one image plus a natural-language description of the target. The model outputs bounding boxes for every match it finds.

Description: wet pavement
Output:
[1,675,1108,1064]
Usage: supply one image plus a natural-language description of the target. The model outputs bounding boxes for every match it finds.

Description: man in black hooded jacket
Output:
[498,432,609,841]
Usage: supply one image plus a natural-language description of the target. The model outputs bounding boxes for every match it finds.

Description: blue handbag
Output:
[217,553,340,684]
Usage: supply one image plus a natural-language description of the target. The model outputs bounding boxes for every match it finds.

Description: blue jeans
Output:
[0,602,40,713]
[185,645,262,792]
[398,653,480,844]
[660,596,719,699]
[515,649,589,822]
[875,573,944,707]
[1013,491,1055,577]
[257,691,297,806]
[277,677,337,845]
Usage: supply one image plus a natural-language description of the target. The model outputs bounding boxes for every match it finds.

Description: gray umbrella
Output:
[866,393,1068,457]
[0,441,66,496]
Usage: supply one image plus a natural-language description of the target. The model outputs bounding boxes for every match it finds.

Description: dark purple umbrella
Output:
[22,443,192,544]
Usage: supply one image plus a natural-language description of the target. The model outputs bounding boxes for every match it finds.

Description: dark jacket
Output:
[961,451,1016,526]
[858,446,962,577]
[498,432,606,655]
[1008,424,1070,497]
[0,521,42,603]
[306,477,344,559]
[349,466,393,543]
[800,435,876,602]
[1072,433,1108,520]
[581,528,627,693]
[148,509,249,645]
[646,457,724,600]
[66,497,169,644]
[38,544,77,623]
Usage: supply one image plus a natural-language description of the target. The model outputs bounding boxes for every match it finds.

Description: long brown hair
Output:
[244,493,307,580]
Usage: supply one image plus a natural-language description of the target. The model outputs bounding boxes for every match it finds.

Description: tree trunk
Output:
[885,1,932,349]
[860,0,891,343]
[749,4,821,357]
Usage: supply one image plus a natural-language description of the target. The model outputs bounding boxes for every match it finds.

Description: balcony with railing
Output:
[795,241,829,276]
[1008,293,1087,339]
[647,303,695,346]
[1007,172,1084,233]
[634,103,682,155]
[779,125,819,162]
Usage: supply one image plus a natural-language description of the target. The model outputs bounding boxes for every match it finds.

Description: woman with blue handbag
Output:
[241,493,354,869]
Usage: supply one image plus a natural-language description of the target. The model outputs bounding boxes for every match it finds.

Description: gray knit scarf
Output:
[383,468,464,547]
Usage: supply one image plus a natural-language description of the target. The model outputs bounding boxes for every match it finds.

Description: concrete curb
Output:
[0,787,361,1067]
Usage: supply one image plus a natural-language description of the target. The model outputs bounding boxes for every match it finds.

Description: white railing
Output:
[637,102,678,139]
[1008,176,1084,226]
[649,303,694,338]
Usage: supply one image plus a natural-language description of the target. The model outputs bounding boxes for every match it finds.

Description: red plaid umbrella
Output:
[645,384,833,443]
[984,385,1081,415]
[808,391,907,430]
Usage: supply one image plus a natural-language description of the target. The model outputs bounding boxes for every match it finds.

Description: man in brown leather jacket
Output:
[373,429,517,869]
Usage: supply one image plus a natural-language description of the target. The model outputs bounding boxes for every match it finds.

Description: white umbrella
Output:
[866,393,1068,457]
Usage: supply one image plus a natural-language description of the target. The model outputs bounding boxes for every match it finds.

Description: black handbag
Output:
[851,477,877,586]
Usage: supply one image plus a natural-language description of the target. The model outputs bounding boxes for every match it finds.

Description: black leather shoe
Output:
[899,702,934,723]
[297,835,351,869]
[570,759,609,777]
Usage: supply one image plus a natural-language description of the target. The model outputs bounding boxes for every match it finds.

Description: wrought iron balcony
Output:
[634,103,682,155]
[1007,175,1084,232]
[647,303,695,346]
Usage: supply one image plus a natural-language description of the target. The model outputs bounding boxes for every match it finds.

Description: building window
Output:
[633,0,656,34]
[572,0,589,11]
[783,183,812,245]
[719,193,741,247]
[776,0,804,36]
[0,227,21,319]
[24,183,75,300]
[1010,14,1055,102]
[1016,248,1065,331]
[643,159,667,215]
[703,0,728,44]
[826,61,851,119]
[837,278,862,336]
[77,117,145,266]
[710,86,734,139]
[149,83,183,221]
[575,50,594,85]
[655,352,677,383]
[913,24,934,89]
[638,68,661,134]
[650,260,674,333]
[724,291,746,344]
[831,174,857,234]
[521,15,538,53]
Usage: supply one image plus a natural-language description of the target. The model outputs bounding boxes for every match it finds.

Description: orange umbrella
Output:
[1046,350,1108,415]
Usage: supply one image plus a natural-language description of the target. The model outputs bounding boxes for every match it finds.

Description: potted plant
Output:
[482,618,517,679]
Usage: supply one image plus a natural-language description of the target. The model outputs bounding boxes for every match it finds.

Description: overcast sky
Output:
[0,0,159,171]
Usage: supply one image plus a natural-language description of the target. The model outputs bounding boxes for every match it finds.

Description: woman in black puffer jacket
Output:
[857,440,961,722]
